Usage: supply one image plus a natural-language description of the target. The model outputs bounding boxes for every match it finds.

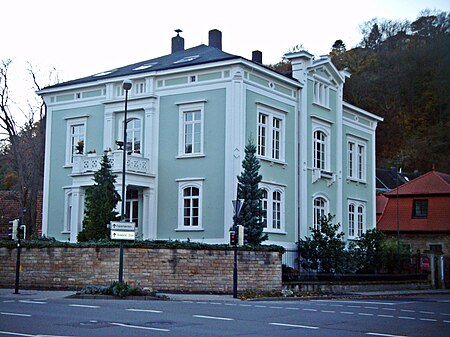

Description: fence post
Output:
[438,255,445,289]
[430,254,435,288]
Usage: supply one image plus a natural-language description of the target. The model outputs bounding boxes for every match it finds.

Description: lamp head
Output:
[122,79,132,91]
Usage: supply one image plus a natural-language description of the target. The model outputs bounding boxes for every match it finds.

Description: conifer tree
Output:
[235,139,268,245]
[77,154,120,241]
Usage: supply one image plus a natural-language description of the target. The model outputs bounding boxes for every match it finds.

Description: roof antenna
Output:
[175,29,182,36]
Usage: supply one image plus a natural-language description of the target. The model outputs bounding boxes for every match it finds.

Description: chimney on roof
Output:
[172,29,185,53]
[252,50,262,64]
[208,29,222,50]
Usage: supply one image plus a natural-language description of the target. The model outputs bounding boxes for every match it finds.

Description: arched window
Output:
[183,186,200,227]
[126,118,142,154]
[348,200,366,238]
[261,189,268,228]
[313,130,327,170]
[313,196,327,230]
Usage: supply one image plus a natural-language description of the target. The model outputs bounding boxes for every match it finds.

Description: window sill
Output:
[346,177,367,184]
[176,154,205,159]
[258,156,287,167]
[312,102,331,111]
[263,230,287,235]
[61,231,70,234]
[175,228,204,232]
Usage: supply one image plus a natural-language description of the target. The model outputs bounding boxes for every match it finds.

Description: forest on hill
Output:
[271,10,449,174]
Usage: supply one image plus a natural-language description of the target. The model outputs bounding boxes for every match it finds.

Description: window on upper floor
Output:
[257,106,285,162]
[313,129,331,173]
[313,81,330,108]
[347,137,367,182]
[177,180,203,230]
[412,199,428,219]
[134,81,146,95]
[313,195,328,230]
[66,118,87,166]
[126,118,142,154]
[260,183,285,233]
[348,200,366,238]
[178,102,205,157]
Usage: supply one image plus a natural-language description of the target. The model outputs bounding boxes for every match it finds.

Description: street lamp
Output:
[118,79,132,284]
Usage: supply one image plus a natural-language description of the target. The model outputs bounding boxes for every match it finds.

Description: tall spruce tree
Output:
[77,154,120,241]
[235,139,268,245]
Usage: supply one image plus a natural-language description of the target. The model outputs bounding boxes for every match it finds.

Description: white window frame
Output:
[116,113,144,156]
[125,117,142,155]
[347,136,367,182]
[312,121,331,173]
[348,199,366,238]
[63,190,73,233]
[313,80,330,108]
[134,80,146,95]
[65,117,87,166]
[256,105,286,162]
[177,180,203,231]
[260,182,285,233]
[178,102,205,157]
[313,194,329,230]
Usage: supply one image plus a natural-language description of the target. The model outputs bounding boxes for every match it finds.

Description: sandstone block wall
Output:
[0,247,282,293]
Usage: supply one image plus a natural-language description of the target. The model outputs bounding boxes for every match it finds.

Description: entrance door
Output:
[125,189,139,235]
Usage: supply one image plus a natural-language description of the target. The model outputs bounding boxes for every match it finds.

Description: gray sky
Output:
[2,0,448,126]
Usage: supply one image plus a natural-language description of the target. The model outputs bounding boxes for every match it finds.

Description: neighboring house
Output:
[376,168,417,193]
[0,191,43,239]
[37,29,382,247]
[377,170,450,255]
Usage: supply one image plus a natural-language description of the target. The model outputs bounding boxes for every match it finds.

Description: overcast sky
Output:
[2,0,448,125]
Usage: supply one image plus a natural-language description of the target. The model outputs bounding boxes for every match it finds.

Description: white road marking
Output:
[286,307,299,310]
[314,300,396,305]
[321,310,335,313]
[341,311,355,314]
[110,322,169,332]
[2,300,15,303]
[419,318,437,322]
[269,306,283,309]
[69,304,99,309]
[0,312,31,317]
[239,304,252,307]
[377,314,394,318]
[210,302,221,305]
[382,308,396,311]
[441,313,450,316]
[398,316,415,320]
[329,304,344,307]
[364,306,379,309]
[400,309,415,313]
[224,303,236,306]
[269,322,319,329]
[254,305,266,308]
[366,333,407,337]
[359,313,374,316]
[419,311,434,314]
[348,305,361,308]
[444,320,450,323]
[0,331,34,337]
[193,315,234,321]
[125,308,162,313]
[196,302,208,304]
[18,300,46,305]
[303,308,317,312]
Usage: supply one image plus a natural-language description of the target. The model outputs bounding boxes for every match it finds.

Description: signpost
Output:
[110,221,135,241]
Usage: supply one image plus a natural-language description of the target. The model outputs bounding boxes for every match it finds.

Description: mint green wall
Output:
[47,105,105,240]
[245,90,297,243]
[157,89,227,240]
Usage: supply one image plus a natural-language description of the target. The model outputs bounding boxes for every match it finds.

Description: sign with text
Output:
[110,221,135,231]
[111,230,135,241]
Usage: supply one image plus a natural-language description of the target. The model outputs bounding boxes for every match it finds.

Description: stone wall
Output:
[0,246,282,293]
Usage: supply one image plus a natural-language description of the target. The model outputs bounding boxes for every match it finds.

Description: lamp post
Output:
[118,79,132,284]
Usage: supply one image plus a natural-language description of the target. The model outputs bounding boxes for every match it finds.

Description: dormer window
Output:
[93,69,117,77]
[173,55,200,64]
[133,63,157,71]
[313,81,330,108]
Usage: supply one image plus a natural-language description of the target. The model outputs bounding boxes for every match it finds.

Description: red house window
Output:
[412,199,428,219]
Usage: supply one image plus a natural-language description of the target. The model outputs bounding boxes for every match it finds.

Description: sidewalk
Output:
[0,288,448,301]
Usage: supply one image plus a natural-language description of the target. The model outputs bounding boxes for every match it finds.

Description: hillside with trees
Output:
[332,10,449,173]
[272,10,449,174]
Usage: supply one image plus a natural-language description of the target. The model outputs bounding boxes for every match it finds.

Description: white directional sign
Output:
[111,230,136,241]
[110,221,135,231]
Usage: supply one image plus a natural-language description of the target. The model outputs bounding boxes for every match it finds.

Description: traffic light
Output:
[18,225,26,240]
[229,229,237,246]
[8,219,19,240]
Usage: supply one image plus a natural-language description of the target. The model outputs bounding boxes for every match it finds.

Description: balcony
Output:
[72,151,150,175]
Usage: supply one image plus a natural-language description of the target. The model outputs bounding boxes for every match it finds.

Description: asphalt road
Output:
[0,292,449,336]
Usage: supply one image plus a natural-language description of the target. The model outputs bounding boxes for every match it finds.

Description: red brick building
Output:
[376,170,450,255]
[0,191,43,239]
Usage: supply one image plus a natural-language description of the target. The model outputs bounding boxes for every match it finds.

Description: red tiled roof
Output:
[385,171,450,196]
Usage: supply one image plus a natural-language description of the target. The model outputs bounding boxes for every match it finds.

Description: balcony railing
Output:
[72,151,150,175]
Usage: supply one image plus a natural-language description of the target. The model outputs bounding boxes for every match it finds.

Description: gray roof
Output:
[45,44,239,90]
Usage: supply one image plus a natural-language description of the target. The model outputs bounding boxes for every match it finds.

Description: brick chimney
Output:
[252,50,262,64]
